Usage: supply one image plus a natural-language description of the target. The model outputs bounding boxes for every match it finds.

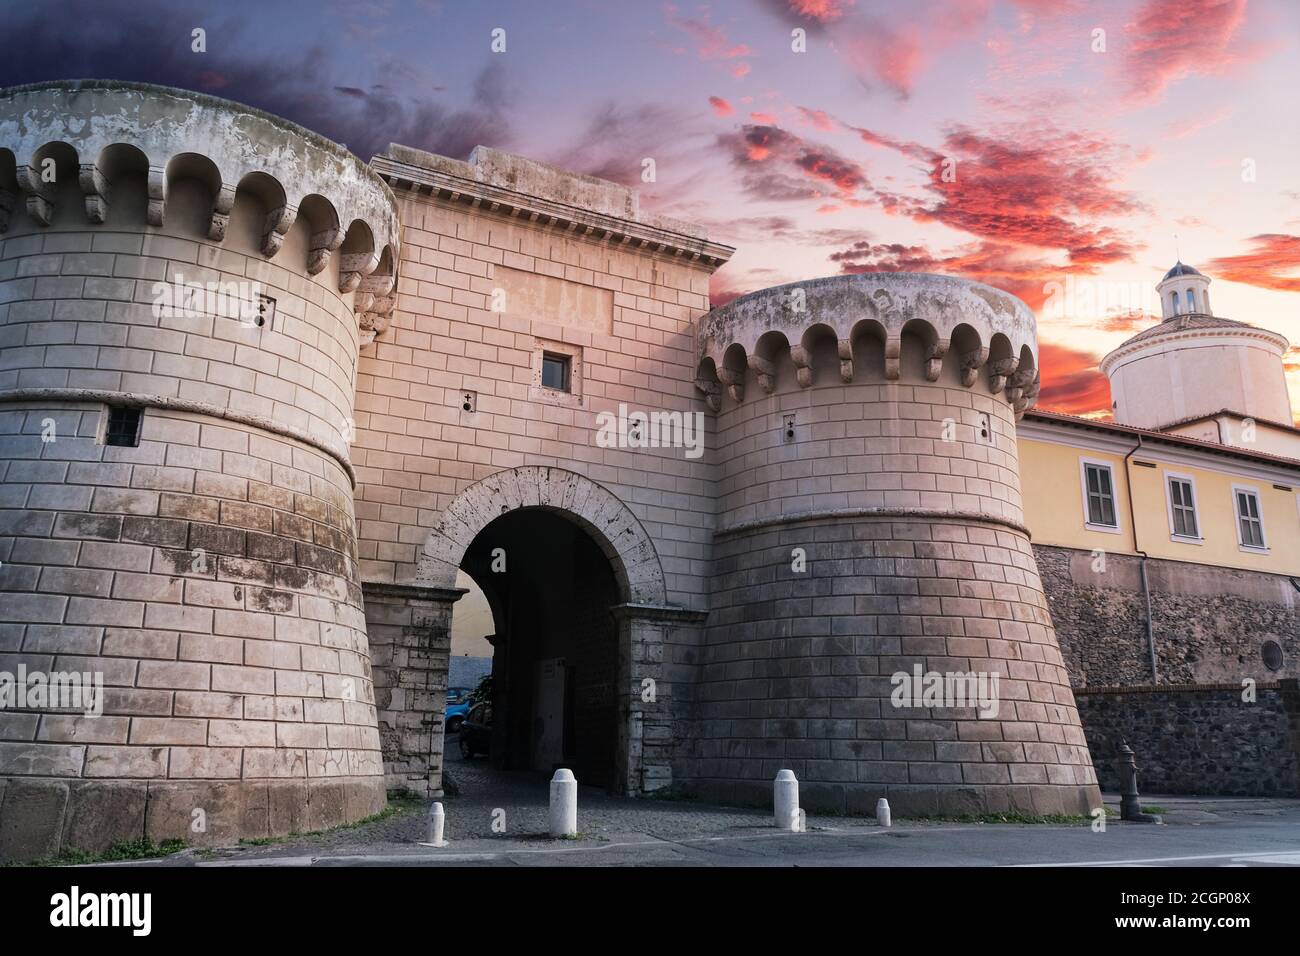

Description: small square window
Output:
[542,353,571,392]
[104,406,142,448]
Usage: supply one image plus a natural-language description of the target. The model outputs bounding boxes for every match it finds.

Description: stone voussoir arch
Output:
[416,465,668,606]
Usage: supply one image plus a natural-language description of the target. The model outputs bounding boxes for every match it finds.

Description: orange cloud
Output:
[1035,341,1112,417]
[1206,234,1300,292]
[709,96,734,117]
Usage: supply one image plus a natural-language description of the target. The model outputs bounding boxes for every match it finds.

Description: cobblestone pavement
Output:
[148,748,881,865]
[125,738,1300,867]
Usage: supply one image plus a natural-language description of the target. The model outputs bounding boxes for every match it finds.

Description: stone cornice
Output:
[362,582,469,604]
[1100,324,1290,376]
[695,273,1042,419]
[609,602,709,624]
[370,154,734,270]
[715,506,1032,540]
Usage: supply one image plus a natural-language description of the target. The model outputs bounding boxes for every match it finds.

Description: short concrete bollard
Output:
[420,802,446,847]
[876,798,891,828]
[549,768,578,837]
[774,769,801,831]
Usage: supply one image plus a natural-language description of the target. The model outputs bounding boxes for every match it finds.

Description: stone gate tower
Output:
[0,81,399,856]
[691,274,1101,816]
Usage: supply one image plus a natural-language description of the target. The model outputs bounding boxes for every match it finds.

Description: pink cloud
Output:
[837,23,923,98]
[1163,104,1231,140]
[718,123,870,200]
[709,95,734,116]
[846,118,1144,267]
[664,4,753,59]
[1122,0,1251,102]
[787,0,855,22]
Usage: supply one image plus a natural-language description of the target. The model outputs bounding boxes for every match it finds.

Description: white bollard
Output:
[422,801,446,847]
[774,769,800,831]
[549,768,578,837]
[876,797,891,828]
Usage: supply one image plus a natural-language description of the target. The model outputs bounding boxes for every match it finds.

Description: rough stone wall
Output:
[363,584,454,797]
[1075,681,1300,796]
[351,187,718,608]
[0,404,383,860]
[1036,545,1300,688]
[688,514,1097,815]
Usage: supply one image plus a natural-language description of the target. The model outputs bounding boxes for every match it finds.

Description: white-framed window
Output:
[1165,472,1201,541]
[1232,484,1267,551]
[1079,458,1120,532]
[1185,287,1196,312]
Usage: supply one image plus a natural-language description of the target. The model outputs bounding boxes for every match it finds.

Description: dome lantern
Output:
[1156,260,1212,319]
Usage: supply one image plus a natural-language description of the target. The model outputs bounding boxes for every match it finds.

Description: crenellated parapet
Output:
[0,80,400,345]
[696,273,1041,417]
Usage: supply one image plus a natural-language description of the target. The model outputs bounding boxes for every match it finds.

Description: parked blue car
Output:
[445,687,473,734]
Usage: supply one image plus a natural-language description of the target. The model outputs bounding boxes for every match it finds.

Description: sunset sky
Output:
[5,0,1298,419]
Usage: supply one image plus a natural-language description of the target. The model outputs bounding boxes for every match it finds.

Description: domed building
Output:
[1100,262,1296,457]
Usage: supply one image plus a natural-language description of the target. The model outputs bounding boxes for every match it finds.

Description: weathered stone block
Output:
[0,779,69,863]
[62,781,147,854]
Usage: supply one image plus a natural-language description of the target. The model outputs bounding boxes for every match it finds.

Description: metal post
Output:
[1117,741,1161,823]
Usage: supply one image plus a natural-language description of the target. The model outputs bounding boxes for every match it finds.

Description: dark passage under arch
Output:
[460,508,621,788]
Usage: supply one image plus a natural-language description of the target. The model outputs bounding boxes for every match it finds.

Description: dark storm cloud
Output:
[0,0,512,162]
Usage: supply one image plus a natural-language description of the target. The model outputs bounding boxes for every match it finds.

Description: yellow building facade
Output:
[1020,411,1300,578]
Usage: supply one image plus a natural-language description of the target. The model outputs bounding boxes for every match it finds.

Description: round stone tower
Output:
[0,81,399,858]
[692,273,1100,817]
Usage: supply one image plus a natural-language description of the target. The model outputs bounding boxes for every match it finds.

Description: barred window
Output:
[104,406,142,448]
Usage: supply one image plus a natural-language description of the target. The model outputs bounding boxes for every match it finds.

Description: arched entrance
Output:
[393,466,679,796]
[459,509,622,786]
[418,466,667,604]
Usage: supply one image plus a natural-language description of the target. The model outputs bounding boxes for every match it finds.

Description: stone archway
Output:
[367,467,689,798]
[416,466,667,606]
